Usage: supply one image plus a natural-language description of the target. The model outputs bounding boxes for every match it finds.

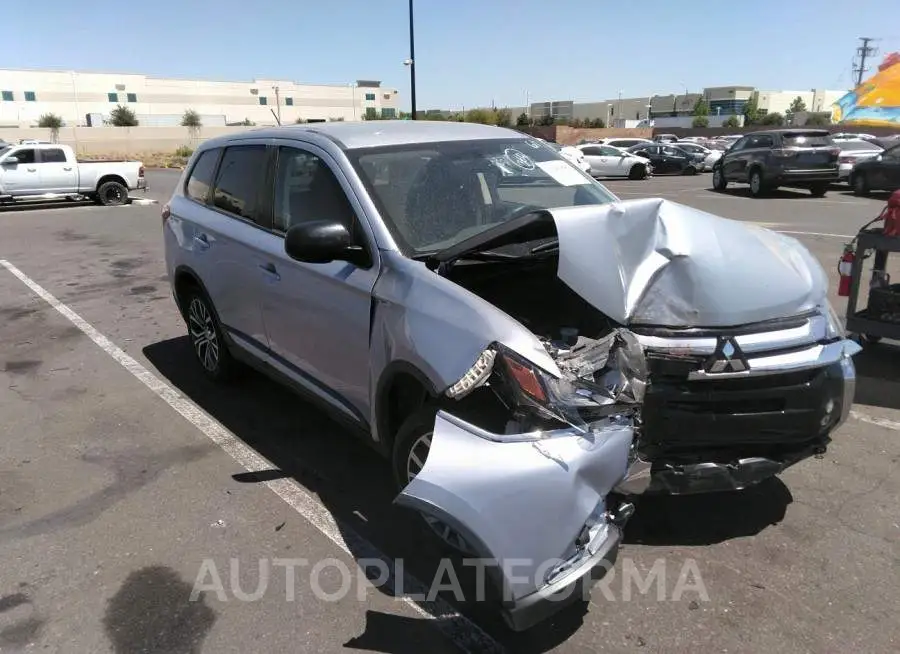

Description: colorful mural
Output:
[833,52,900,126]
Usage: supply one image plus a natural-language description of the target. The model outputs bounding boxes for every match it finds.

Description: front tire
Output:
[712,167,728,190]
[392,406,477,555]
[809,183,828,197]
[748,169,766,198]
[684,165,698,176]
[183,286,237,382]
[97,180,128,206]
[628,164,647,180]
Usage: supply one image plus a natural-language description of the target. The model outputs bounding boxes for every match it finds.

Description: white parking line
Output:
[0,258,505,654]
[850,410,900,431]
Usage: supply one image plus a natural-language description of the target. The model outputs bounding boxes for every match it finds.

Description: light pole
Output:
[405,0,417,119]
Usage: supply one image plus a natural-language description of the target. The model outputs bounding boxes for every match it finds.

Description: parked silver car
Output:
[163,121,860,631]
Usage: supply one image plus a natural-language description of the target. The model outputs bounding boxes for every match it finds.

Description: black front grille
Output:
[641,362,845,459]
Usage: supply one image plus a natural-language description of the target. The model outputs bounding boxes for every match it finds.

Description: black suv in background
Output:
[849,142,900,195]
[712,129,840,198]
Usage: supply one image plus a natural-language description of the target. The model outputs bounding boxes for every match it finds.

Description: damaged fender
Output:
[395,410,634,605]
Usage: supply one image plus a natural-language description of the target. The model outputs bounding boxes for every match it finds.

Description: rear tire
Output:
[852,173,869,196]
[748,169,766,198]
[97,180,128,206]
[182,285,238,382]
[809,183,828,197]
[628,164,647,180]
[684,165,698,176]
[712,167,728,191]
[392,406,477,556]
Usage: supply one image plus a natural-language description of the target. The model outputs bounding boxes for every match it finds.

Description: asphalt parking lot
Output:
[1,169,898,653]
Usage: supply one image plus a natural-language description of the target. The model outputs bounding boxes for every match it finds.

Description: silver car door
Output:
[396,411,634,603]
[0,147,40,193]
[255,143,380,425]
[37,147,78,193]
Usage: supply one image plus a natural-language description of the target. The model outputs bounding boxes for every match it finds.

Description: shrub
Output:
[722,115,741,128]
[174,145,194,158]
[181,109,202,128]
[692,116,710,128]
[109,105,138,126]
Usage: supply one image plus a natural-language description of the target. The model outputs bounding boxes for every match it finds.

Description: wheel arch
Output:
[374,361,439,455]
[96,174,128,193]
[173,265,213,320]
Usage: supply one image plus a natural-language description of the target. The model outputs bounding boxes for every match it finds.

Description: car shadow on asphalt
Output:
[851,340,900,411]
[705,187,821,200]
[622,478,793,546]
[143,336,595,653]
[143,335,794,652]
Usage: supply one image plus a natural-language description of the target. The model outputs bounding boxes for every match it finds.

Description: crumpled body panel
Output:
[396,411,634,602]
[551,198,828,328]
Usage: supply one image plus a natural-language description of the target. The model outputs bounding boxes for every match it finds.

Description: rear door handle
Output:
[193,234,210,251]
[27,167,36,172]
[258,262,280,281]
[63,167,73,171]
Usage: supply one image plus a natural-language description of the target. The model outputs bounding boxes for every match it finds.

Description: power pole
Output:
[853,37,878,87]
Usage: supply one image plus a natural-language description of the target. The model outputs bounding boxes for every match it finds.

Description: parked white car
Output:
[835,139,883,181]
[576,143,653,179]
[0,143,146,205]
[599,137,654,150]
[675,141,722,171]
[537,139,592,174]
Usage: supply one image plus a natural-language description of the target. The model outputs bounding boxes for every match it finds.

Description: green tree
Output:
[722,114,741,128]
[464,108,493,124]
[804,113,831,126]
[589,117,606,128]
[515,112,531,127]
[692,115,710,128]
[760,112,784,126]
[742,94,760,124]
[536,113,555,126]
[109,104,138,127]
[493,108,512,127]
[692,98,710,116]
[789,96,807,114]
[37,113,63,143]
[181,109,202,140]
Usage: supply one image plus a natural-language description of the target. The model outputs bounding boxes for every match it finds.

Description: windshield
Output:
[348,138,616,255]
[0,146,10,158]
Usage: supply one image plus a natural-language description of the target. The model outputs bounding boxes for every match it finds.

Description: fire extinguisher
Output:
[837,246,855,297]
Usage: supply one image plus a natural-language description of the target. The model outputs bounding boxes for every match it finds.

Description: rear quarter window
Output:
[185,149,220,202]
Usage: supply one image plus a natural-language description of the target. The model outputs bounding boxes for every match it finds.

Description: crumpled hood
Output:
[550,198,828,328]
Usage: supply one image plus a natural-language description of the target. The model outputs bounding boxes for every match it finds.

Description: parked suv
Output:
[163,122,859,631]
[712,129,840,197]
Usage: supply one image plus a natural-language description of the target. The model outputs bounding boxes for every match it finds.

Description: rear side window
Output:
[186,149,220,202]
[782,132,832,147]
[40,148,67,163]
[581,146,603,156]
[212,145,268,223]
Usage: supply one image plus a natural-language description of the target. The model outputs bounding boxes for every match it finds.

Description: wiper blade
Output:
[530,239,559,255]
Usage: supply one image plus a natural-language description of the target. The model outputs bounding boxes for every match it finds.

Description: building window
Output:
[108,92,118,102]
[127,93,137,103]
[1,91,12,101]
[381,107,396,119]
[365,93,376,101]
[259,96,267,105]
[24,91,36,102]
[285,97,293,106]
[383,93,390,100]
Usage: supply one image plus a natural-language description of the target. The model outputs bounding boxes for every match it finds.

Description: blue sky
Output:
[8,0,900,110]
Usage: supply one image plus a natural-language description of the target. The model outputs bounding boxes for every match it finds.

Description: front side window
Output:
[348,137,615,254]
[185,149,220,202]
[212,145,268,223]
[11,149,36,164]
[40,148,67,163]
[581,146,603,156]
[273,146,359,239]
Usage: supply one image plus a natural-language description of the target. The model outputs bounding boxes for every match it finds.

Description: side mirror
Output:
[284,220,369,267]
[2,156,19,165]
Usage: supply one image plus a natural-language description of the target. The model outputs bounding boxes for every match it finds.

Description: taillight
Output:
[138,165,145,178]
[161,203,171,226]
[771,148,798,158]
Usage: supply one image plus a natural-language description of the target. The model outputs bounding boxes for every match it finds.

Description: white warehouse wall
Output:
[0,69,402,127]
[756,89,846,116]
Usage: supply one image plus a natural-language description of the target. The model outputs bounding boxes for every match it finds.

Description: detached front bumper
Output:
[395,411,636,631]
[617,340,859,495]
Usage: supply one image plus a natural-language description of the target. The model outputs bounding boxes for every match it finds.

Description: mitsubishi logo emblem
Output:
[704,337,749,373]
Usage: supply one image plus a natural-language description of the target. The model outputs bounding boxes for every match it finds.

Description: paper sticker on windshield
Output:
[525,139,542,149]
[504,148,536,171]
[489,156,517,176]
[537,160,591,186]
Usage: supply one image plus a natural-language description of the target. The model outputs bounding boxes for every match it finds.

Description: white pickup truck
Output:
[0,143,146,206]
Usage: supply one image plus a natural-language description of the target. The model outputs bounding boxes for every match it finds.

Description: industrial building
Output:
[515,86,848,125]
[0,68,402,128]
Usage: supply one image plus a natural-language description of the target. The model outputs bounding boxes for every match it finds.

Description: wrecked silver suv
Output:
[164,122,860,631]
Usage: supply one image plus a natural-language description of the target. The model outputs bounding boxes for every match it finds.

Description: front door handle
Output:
[63,166,73,171]
[258,262,280,281]
[27,167,36,172]
[193,234,210,251]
